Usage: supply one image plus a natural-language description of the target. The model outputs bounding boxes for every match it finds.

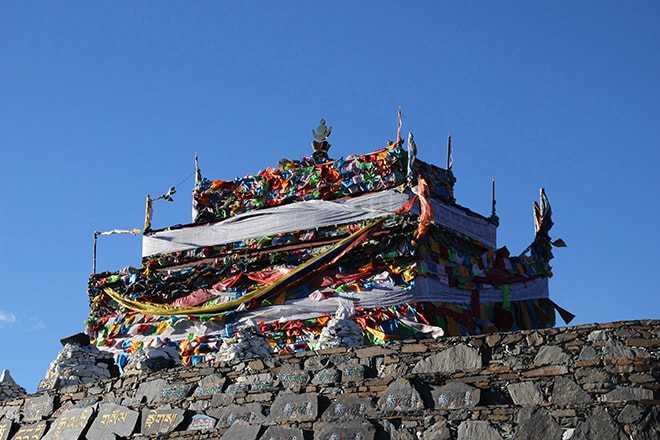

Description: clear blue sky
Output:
[1,2,658,392]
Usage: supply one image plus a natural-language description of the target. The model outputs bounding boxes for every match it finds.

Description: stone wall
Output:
[0,320,658,439]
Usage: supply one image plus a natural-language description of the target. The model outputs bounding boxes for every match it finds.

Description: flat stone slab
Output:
[193,374,226,397]
[338,363,364,383]
[186,414,217,431]
[23,394,55,421]
[160,382,194,402]
[141,408,185,436]
[432,381,481,409]
[42,407,94,440]
[87,403,139,440]
[11,422,48,440]
[210,392,234,407]
[279,364,310,390]
[378,378,424,412]
[603,386,653,402]
[533,345,570,366]
[321,397,374,421]
[458,421,502,440]
[270,392,319,423]
[210,403,266,428]
[261,425,305,440]
[135,378,168,403]
[0,419,13,440]
[314,420,376,440]
[242,373,277,391]
[507,382,544,406]
[220,420,261,440]
[551,377,591,404]
[311,368,340,385]
[412,344,482,374]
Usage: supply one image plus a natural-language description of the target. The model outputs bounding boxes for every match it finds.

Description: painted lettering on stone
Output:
[437,391,473,409]
[186,414,216,431]
[0,420,12,440]
[160,384,191,401]
[384,392,419,410]
[283,401,313,419]
[100,409,129,426]
[44,407,93,440]
[11,422,47,440]
[142,410,183,435]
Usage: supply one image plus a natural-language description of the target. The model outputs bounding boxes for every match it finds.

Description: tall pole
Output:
[446,132,452,170]
[491,177,496,217]
[93,232,98,274]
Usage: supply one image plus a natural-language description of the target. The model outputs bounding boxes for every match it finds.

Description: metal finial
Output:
[312,119,332,141]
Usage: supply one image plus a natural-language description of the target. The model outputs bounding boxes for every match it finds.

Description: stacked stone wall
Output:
[1,320,658,439]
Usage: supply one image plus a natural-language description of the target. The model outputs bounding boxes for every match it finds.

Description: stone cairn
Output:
[215,325,274,362]
[38,333,117,390]
[316,303,365,349]
[0,369,26,401]
[124,344,182,373]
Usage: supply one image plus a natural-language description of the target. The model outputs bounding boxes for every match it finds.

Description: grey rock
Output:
[210,403,266,427]
[577,346,598,361]
[379,419,417,440]
[270,392,318,423]
[378,378,425,412]
[186,414,217,431]
[0,419,13,440]
[572,406,626,440]
[0,403,20,422]
[210,392,235,407]
[135,378,168,403]
[603,386,653,402]
[338,363,365,383]
[23,394,55,421]
[321,397,374,421]
[431,381,480,409]
[412,343,481,374]
[42,407,94,440]
[587,330,608,342]
[314,420,375,440]
[87,403,139,440]
[420,418,451,440]
[617,404,644,424]
[160,382,194,402]
[507,382,544,406]
[311,368,340,385]
[514,408,563,440]
[242,373,277,391]
[221,420,262,440]
[551,377,591,404]
[534,346,570,366]
[260,425,305,440]
[10,421,48,440]
[633,406,660,440]
[602,340,634,360]
[279,364,310,390]
[458,420,503,440]
[193,373,226,397]
[141,407,185,436]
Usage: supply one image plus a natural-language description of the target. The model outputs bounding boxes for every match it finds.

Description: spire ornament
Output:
[311,119,332,163]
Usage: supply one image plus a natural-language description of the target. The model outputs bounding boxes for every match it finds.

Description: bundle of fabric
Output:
[191,143,454,224]
[88,209,562,368]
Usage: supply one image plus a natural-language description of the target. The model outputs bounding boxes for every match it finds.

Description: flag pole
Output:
[93,231,99,274]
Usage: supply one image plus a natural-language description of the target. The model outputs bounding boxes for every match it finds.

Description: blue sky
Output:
[1,2,658,392]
